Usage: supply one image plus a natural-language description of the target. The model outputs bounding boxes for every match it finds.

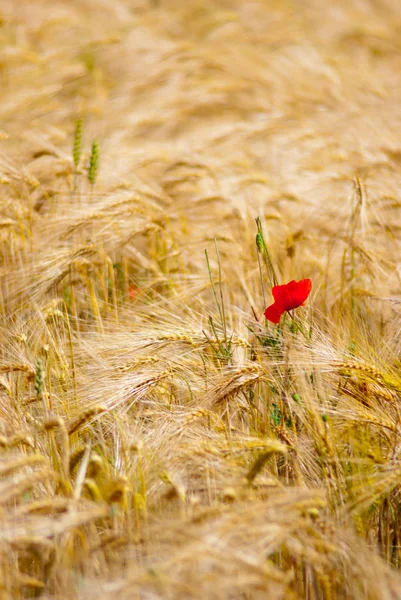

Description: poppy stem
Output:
[204,243,230,358]
[256,248,266,309]
[214,239,228,350]
[288,310,309,338]
[255,217,278,288]
[251,305,259,323]
[208,316,227,357]
[202,328,221,356]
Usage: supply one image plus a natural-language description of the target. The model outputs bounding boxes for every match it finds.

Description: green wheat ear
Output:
[73,117,84,168]
[88,140,99,186]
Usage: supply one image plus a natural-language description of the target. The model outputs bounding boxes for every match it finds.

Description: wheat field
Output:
[2,0,401,598]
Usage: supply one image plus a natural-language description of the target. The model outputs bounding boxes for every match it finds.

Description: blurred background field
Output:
[2,0,401,598]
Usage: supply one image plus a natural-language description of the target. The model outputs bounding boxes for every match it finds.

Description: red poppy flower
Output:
[264,279,312,324]
[128,285,140,299]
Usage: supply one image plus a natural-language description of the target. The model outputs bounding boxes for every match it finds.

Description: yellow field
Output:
[2,0,401,598]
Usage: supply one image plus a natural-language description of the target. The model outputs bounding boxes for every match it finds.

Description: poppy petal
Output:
[264,279,312,323]
[271,279,311,312]
[264,302,285,324]
[271,283,290,303]
[285,279,312,309]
